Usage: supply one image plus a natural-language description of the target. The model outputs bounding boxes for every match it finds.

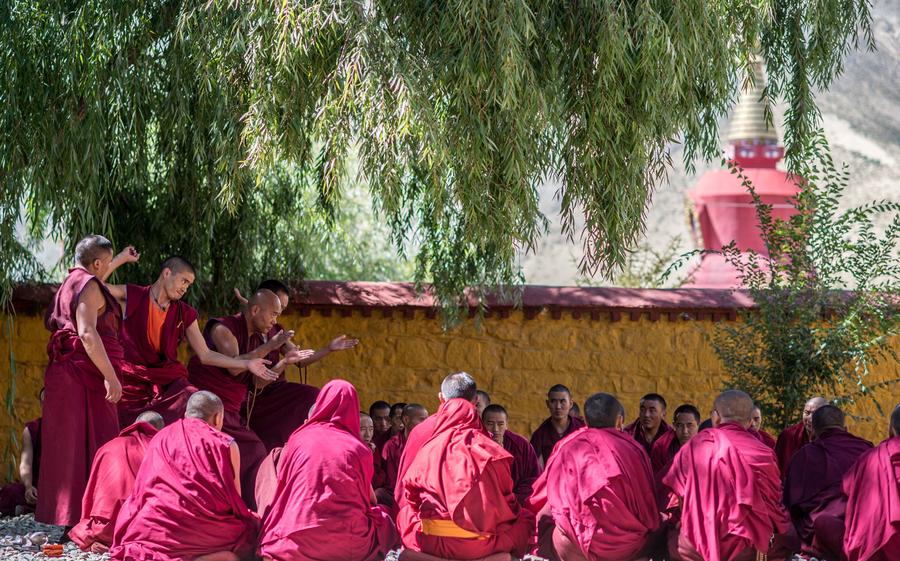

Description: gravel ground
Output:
[0,514,105,561]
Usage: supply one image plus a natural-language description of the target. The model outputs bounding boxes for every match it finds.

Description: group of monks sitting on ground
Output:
[1,233,897,561]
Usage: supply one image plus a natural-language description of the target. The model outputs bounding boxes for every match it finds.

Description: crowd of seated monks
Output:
[1,234,898,561]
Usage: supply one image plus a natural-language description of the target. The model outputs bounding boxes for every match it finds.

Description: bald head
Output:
[713,390,754,427]
[440,372,477,401]
[185,391,224,424]
[246,289,282,334]
[811,405,845,438]
[803,396,829,435]
[584,392,625,429]
[135,411,165,430]
[248,289,281,311]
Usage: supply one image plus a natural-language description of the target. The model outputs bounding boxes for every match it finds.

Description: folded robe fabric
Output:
[842,435,900,561]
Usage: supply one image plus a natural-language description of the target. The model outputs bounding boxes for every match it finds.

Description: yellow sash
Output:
[420,519,490,540]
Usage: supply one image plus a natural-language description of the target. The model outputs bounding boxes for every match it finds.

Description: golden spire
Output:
[727,55,779,143]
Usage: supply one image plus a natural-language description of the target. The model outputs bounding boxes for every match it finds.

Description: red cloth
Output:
[374,429,392,455]
[25,418,42,488]
[0,418,43,517]
[255,447,282,519]
[259,380,398,561]
[381,431,407,494]
[110,418,259,561]
[775,422,810,478]
[663,422,791,561]
[527,427,661,561]
[245,379,319,451]
[503,430,540,506]
[70,421,158,551]
[37,268,123,527]
[751,428,777,449]
[530,415,585,464]
[784,428,873,557]
[842,435,900,561]
[651,434,683,478]
[397,398,534,559]
[625,419,678,473]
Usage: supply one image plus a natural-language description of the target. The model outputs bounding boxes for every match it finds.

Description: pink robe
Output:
[254,447,282,519]
[37,268,123,527]
[625,419,678,473]
[503,430,540,506]
[530,415,586,465]
[258,380,397,561]
[118,284,199,427]
[527,427,661,561]
[663,422,791,561]
[842,435,900,561]
[775,422,810,478]
[110,418,259,561]
[70,421,158,550]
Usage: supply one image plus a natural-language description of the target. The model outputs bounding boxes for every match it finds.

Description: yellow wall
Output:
[1,309,897,480]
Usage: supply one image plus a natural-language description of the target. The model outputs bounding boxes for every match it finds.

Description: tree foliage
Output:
[0,1,874,310]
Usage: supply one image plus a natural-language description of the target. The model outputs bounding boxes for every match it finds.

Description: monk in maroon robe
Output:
[528,393,662,561]
[0,407,43,517]
[750,405,777,449]
[37,235,128,528]
[654,404,701,510]
[775,396,828,477]
[531,384,585,467]
[111,391,259,561]
[381,403,429,502]
[259,380,398,561]
[784,405,873,560]
[475,390,491,416]
[370,400,393,455]
[842,405,900,561]
[397,372,534,560]
[483,404,540,506]
[624,393,677,473]
[105,256,274,427]
[70,411,164,553]
[663,390,793,561]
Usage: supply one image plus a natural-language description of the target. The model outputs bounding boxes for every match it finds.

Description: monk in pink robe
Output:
[110,391,259,561]
[397,372,534,561]
[70,412,164,553]
[841,405,900,561]
[258,380,397,561]
[482,404,540,506]
[624,393,677,473]
[381,403,429,502]
[775,397,828,477]
[531,384,586,467]
[663,390,793,561]
[528,393,662,561]
[254,447,282,519]
[784,405,873,561]
[36,236,129,527]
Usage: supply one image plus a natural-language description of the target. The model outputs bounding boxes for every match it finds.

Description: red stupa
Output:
[685,59,801,288]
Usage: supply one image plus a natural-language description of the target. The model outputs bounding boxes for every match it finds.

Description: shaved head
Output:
[135,411,165,430]
[440,372,477,401]
[160,255,195,275]
[74,234,114,268]
[248,289,281,310]
[584,392,625,429]
[713,390,754,427]
[185,391,224,423]
[246,289,282,334]
[811,405,845,437]
[803,396,829,435]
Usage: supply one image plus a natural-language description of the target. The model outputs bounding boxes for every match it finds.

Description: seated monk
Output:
[188,289,309,508]
[397,372,534,561]
[380,403,429,504]
[663,390,793,561]
[475,390,491,416]
[482,404,540,506]
[531,385,586,468]
[0,389,43,517]
[784,405,873,561]
[775,396,828,477]
[527,392,662,561]
[105,256,274,427]
[254,447,282,519]
[110,391,259,561]
[258,380,398,561]
[391,402,408,436]
[360,412,387,492]
[624,393,677,473]
[70,411,165,553]
[842,404,900,561]
[370,400,394,454]
[749,405,776,449]
[654,404,700,509]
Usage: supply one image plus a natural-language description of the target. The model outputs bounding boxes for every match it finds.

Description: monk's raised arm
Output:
[186,321,277,381]
[229,441,241,496]
[100,245,140,307]
[75,280,122,403]
[20,426,36,504]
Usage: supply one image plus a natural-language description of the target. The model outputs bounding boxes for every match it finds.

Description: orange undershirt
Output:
[147,304,167,354]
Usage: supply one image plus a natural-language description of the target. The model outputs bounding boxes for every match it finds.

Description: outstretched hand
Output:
[115,245,140,265]
[328,335,359,352]
[247,358,279,382]
[284,348,315,365]
[269,329,295,349]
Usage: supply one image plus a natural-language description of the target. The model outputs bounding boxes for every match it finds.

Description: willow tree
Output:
[0,1,873,312]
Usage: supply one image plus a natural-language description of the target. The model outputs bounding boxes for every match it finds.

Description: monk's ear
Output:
[615,415,625,431]
[438,392,446,403]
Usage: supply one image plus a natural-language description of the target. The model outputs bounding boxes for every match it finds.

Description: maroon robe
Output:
[842,435,900,561]
[381,431,407,495]
[503,430,540,506]
[37,268,123,527]
[625,419,678,473]
[784,428,873,559]
[118,284,199,427]
[530,415,586,464]
[775,422,810,478]
[187,313,277,508]
[751,428,777,449]
[0,418,42,516]
[254,447,282,519]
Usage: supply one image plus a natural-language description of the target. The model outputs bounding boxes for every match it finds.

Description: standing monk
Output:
[750,405,777,449]
[258,380,398,561]
[841,404,900,561]
[784,405,873,561]
[381,403,429,501]
[528,393,662,561]
[624,393,677,473]
[531,385,585,468]
[69,411,164,553]
[188,289,311,507]
[482,404,540,506]
[396,372,534,560]
[775,396,828,477]
[663,390,793,561]
[110,391,259,561]
[106,256,274,427]
[36,235,127,528]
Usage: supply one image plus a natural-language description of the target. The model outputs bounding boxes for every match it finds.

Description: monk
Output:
[188,289,311,508]
[651,404,701,478]
[841,404,900,561]
[254,447,282,519]
[258,380,397,561]
[37,235,128,528]
[530,384,585,467]
[482,404,540,506]
[475,390,491,416]
[370,400,393,453]
[105,256,275,427]
[70,411,165,553]
[784,405,873,560]
[775,396,828,477]
[381,403,429,499]
[391,402,408,436]
[0,389,43,516]
[663,390,793,561]
[110,391,259,561]
[624,393,677,473]
[360,412,387,491]
[750,405,777,449]
[528,393,662,561]
[397,372,534,560]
